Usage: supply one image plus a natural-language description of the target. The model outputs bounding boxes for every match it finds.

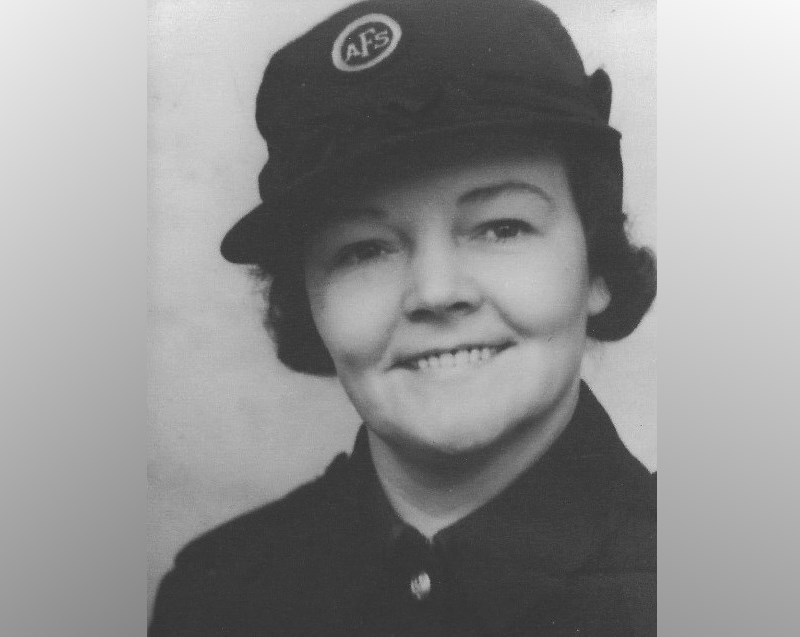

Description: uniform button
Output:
[409,571,431,601]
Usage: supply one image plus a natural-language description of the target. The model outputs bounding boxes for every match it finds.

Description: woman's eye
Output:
[335,241,391,267]
[477,219,534,242]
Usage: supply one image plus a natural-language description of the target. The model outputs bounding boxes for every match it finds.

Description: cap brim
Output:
[220,203,275,264]
[221,116,620,265]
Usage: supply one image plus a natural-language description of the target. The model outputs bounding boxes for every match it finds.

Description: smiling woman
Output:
[304,149,614,535]
[304,150,608,457]
[149,0,656,635]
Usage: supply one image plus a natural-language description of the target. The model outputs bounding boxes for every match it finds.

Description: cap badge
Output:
[332,13,402,72]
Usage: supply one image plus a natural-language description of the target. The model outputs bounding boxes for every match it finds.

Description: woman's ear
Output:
[588,276,611,316]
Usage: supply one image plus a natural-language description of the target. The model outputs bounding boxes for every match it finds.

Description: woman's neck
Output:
[367,379,581,539]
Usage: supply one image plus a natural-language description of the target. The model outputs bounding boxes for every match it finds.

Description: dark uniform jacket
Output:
[149,383,656,636]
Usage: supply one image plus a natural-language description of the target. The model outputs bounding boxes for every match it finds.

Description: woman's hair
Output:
[252,132,657,376]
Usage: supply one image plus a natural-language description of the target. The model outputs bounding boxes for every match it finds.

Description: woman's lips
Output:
[396,343,513,371]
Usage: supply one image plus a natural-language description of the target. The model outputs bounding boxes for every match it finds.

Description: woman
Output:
[150,0,656,635]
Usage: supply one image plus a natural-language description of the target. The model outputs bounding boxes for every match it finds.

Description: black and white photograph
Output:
[148,0,657,634]
[10,0,800,635]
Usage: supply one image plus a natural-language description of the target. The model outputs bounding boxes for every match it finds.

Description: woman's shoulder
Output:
[173,451,355,575]
[149,452,360,636]
[589,469,656,637]
[600,466,656,573]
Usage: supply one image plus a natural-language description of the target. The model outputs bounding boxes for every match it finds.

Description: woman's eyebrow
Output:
[458,180,554,206]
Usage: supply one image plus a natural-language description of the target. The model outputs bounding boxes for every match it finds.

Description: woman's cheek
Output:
[314,272,402,366]
[483,261,591,338]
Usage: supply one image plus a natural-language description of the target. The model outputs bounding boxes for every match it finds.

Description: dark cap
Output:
[221,0,620,265]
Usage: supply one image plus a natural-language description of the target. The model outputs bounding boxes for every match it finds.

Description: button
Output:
[409,571,431,601]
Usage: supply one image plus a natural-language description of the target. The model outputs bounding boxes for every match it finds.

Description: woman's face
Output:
[304,152,609,459]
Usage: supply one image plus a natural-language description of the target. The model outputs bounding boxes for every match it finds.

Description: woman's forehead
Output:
[316,145,567,218]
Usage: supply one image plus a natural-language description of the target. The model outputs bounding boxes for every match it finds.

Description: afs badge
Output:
[332,13,403,72]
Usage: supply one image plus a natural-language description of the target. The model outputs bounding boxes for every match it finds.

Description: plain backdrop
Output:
[148,0,656,618]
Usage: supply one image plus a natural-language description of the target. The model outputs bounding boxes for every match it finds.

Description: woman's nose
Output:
[401,240,482,321]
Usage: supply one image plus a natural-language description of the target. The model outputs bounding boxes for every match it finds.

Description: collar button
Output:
[409,571,432,601]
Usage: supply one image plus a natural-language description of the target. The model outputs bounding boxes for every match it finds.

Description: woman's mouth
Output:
[399,343,512,372]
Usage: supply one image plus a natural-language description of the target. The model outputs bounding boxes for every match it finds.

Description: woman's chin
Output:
[375,418,514,465]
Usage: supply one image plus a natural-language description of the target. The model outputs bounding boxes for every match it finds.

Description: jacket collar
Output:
[338,380,653,634]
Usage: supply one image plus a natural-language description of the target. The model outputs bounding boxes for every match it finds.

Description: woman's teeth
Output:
[415,346,500,370]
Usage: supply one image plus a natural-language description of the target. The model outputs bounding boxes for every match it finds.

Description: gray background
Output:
[148,0,656,618]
